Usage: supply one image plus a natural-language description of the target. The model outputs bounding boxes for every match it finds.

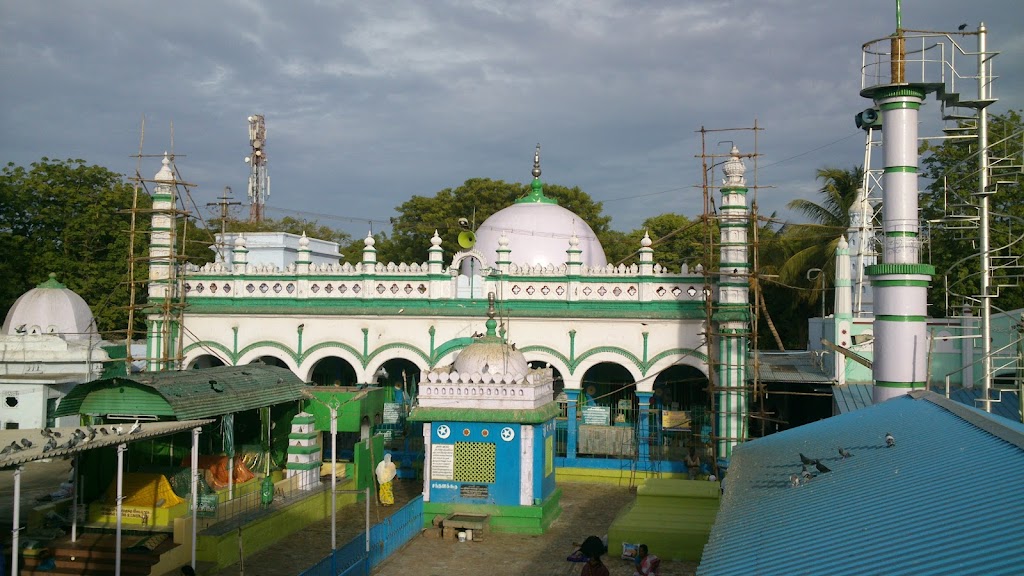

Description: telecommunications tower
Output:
[244,114,269,222]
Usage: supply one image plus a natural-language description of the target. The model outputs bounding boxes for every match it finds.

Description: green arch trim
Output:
[518,345,571,372]
[365,342,431,368]
[182,341,235,364]
[236,341,299,364]
[573,347,644,374]
[646,348,709,368]
[300,341,365,367]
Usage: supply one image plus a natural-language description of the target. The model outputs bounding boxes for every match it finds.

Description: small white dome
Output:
[2,274,98,341]
[454,339,528,377]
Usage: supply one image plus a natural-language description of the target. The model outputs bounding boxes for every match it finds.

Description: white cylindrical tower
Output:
[714,146,750,458]
[833,236,852,384]
[863,79,934,402]
[147,154,178,371]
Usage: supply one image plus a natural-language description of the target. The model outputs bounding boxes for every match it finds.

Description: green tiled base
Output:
[422,489,562,535]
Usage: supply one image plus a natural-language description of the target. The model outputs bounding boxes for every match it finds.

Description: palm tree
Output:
[778,166,866,310]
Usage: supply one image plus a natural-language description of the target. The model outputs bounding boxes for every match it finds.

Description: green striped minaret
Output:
[714,146,750,458]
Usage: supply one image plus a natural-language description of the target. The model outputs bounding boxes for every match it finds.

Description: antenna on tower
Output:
[244,114,270,222]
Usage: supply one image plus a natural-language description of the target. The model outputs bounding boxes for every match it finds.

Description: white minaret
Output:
[833,236,852,385]
[861,22,935,403]
[715,146,750,458]
[147,154,178,371]
[847,189,876,315]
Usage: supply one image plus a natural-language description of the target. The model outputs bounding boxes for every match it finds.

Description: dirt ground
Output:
[217,477,699,576]
[372,482,698,576]
[1,463,700,576]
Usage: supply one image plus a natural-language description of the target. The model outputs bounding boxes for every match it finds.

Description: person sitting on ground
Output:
[633,544,661,576]
[685,447,701,480]
[579,535,609,576]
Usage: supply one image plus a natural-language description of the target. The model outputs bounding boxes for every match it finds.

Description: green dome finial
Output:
[37,272,66,289]
[516,143,557,204]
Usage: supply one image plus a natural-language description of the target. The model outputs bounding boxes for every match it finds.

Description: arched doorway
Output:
[653,364,711,462]
[309,356,358,386]
[188,354,226,369]
[373,358,422,402]
[580,362,636,425]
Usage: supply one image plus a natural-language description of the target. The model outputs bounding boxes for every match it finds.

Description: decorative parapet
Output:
[418,366,554,411]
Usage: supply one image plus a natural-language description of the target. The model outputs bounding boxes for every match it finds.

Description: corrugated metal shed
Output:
[699,391,1024,576]
[751,352,833,384]
[54,365,307,420]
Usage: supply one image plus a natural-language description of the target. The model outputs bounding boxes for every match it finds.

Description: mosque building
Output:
[156,144,752,473]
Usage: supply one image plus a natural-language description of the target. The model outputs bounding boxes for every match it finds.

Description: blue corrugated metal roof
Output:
[831,384,1021,423]
[831,384,873,414]
[699,391,1024,576]
[751,352,834,384]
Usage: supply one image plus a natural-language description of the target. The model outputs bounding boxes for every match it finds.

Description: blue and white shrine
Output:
[409,295,560,534]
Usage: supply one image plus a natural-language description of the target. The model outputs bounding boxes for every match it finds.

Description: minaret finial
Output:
[532,143,541,179]
[517,143,556,204]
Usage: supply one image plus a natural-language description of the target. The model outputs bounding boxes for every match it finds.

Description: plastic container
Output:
[465,529,473,541]
[458,531,467,542]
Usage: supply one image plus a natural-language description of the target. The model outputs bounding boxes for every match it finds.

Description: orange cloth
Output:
[182,455,256,490]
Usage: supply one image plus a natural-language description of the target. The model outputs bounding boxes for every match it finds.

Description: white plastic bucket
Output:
[458,531,467,542]
[465,529,473,541]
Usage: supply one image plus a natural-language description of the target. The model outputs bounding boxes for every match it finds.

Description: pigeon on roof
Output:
[815,461,831,474]
[799,453,817,466]
[839,447,852,459]
[885,432,896,448]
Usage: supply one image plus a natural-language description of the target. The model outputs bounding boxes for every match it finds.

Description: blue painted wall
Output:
[428,420,522,506]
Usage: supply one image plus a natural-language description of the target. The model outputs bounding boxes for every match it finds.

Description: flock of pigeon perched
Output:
[790,432,895,487]
[0,421,143,461]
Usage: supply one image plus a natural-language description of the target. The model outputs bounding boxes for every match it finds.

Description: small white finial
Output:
[641,231,652,248]
[722,146,746,186]
[234,234,246,248]
[569,234,580,248]
[299,231,310,248]
[430,230,442,246]
[498,231,510,247]
[154,152,175,182]
[364,232,375,248]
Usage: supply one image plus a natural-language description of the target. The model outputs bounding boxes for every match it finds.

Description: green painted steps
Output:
[607,478,720,563]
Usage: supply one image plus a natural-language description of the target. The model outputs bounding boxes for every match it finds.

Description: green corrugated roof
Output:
[54,365,308,420]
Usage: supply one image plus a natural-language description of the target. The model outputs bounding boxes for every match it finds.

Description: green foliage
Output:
[779,166,865,307]
[0,158,146,336]
[383,178,613,264]
[621,213,716,272]
[921,109,1024,316]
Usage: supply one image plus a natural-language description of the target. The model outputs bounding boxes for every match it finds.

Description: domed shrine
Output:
[410,294,560,534]
[0,274,110,429]
[3,273,100,341]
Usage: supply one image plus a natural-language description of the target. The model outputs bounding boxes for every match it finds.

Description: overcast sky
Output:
[2,1,1022,240]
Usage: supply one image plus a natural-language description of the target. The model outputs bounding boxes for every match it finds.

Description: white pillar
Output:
[867,86,933,403]
[115,444,126,576]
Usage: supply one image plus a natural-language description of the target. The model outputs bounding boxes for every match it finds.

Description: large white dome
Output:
[475,200,608,268]
[2,274,99,341]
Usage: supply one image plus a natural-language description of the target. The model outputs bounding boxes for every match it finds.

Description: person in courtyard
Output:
[579,535,609,576]
[633,544,661,576]
[375,453,397,506]
[685,447,701,480]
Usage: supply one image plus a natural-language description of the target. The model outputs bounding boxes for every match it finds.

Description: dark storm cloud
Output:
[1,0,1021,238]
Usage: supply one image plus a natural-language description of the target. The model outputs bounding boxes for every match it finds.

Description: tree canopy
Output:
[921,109,1024,316]
[779,166,866,308]
[0,158,145,336]
[382,178,615,264]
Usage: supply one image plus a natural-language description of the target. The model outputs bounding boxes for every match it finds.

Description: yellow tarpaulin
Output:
[102,473,184,508]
